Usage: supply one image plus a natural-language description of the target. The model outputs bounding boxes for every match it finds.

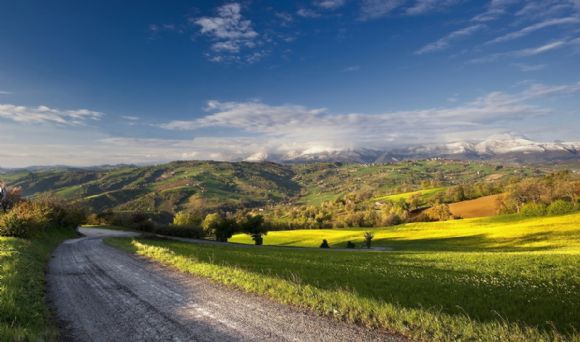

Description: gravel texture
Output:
[47,228,405,342]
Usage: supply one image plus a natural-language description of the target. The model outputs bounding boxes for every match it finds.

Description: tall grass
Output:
[0,230,76,341]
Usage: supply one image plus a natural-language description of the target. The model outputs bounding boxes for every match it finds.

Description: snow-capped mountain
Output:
[243,134,580,163]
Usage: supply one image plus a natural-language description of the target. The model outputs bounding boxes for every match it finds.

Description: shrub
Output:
[364,232,374,249]
[424,203,453,221]
[346,241,355,249]
[546,200,575,216]
[153,225,205,239]
[0,199,85,238]
[520,202,546,217]
[173,211,201,226]
[320,239,329,248]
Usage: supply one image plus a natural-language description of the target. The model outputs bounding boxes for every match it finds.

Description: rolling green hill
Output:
[0,160,552,214]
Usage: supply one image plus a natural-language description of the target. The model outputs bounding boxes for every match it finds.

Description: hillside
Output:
[0,159,557,214]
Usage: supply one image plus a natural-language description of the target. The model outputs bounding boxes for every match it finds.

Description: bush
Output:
[546,200,575,216]
[520,202,546,217]
[173,211,201,226]
[0,199,85,238]
[320,239,329,248]
[424,203,453,221]
[346,241,355,249]
[153,225,205,239]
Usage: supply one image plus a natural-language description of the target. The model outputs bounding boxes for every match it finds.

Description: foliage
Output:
[172,211,201,226]
[423,203,453,221]
[0,198,86,238]
[547,200,576,216]
[1,229,76,341]
[153,225,204,239]
[520,202,547,217]
[238,214,267,245]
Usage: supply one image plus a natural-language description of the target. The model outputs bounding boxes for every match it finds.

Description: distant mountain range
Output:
[244,134,580,164]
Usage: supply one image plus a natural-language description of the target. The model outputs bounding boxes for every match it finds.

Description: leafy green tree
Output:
[239,214,267,245]
[202,213,223,236]
[173,211,201,226]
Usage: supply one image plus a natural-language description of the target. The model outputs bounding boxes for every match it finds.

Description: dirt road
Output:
[47,228,404,341]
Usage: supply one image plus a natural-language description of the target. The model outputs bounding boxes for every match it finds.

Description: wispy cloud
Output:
[159,82,580,153]
[0,104,103,126]
[416,24,486,54]
[359,0,406,21]
[0,91,12,95]
[342,65,361,72]
[314,0,347,9]
[512,63,546,72]
[192,3,261,63]
[405,0,461,16]
[470,40,570,63]
[297,8,321,18]
[487,17,580,45]
[472,0,519,22]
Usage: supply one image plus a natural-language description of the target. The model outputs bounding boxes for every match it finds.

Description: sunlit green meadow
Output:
[0,230,75,341]
[108,212,580,341]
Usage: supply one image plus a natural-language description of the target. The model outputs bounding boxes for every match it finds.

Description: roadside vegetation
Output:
[0,185,82,341]
[107,211,580,341]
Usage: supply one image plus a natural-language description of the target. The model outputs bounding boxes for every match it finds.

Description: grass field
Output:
[230,212,580,251]
[449,194,501,218]
[0,230,76,341]
[373,187,446,202]
[108,212,580,341]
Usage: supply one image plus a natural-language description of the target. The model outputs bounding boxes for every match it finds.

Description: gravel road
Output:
[47,228,405,342]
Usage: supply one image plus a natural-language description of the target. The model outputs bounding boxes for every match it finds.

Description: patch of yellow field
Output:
[230,212,580,252]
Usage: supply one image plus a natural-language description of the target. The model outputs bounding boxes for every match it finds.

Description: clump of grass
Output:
[107,231,578,341]
[0,229,76,341]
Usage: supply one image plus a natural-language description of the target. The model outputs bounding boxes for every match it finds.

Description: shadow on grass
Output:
[122,236,579,337]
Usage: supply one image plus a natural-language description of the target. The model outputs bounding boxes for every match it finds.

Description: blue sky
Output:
[1,0,579,167]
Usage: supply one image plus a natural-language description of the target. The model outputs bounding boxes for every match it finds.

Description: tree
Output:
[425,203,453,221]
[202,213,223,237]
[239,214,267,245]
[173,211,201,227]
[363,232,374,249]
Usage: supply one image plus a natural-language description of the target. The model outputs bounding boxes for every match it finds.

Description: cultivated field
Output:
[449,194,501,218]
[229,212,580,251]
[109,212,580,341]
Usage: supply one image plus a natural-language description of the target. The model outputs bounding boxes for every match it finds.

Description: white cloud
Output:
[416,24,486,54]
[359,0,406,20]
[487,17,580,45]
[160,82,580,153]
[192,3,260,62]
[314,0,347,9]
[512,63,546,72]
[471,40,569,63]
[0,104,103,126]
[472,0,520,22]
[342,65,361,72]
[3,82,578,167]
[297,8,321,18]
[0,91,12,95]
[406,0,461,16]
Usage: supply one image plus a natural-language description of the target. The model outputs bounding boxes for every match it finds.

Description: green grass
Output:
[107,212,580,341]
[373,187,446,202]
[0,230,76,341]
[230,212,580,251]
